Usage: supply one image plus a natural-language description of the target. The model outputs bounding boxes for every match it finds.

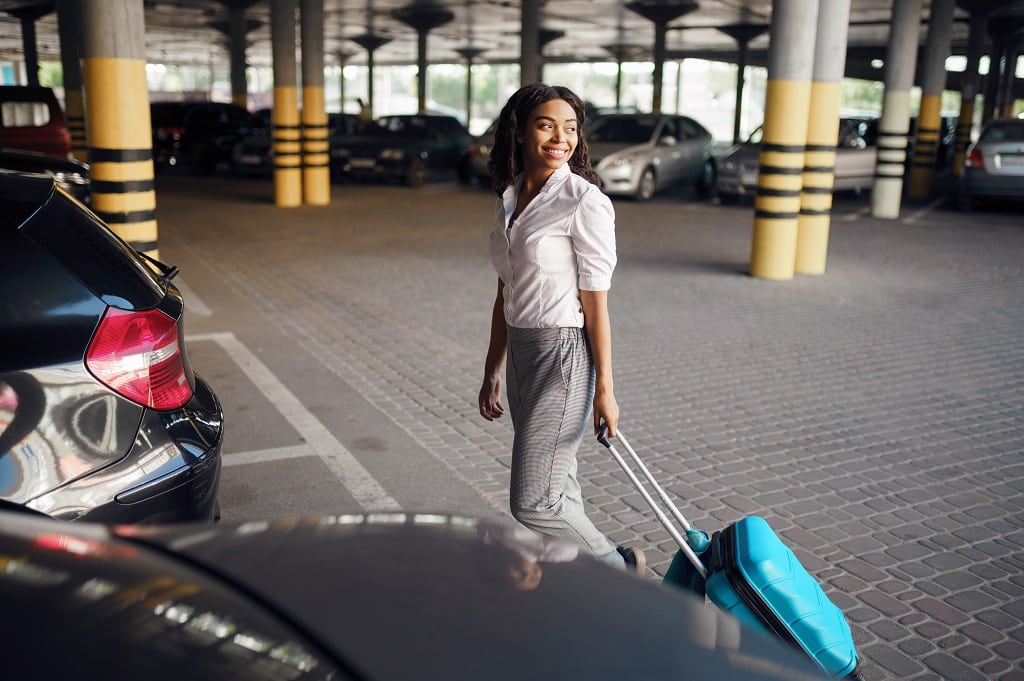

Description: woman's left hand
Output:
[593,385,619,437]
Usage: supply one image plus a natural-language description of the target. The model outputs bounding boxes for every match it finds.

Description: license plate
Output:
[999,154,1024,167]
[240,154,262,165]
[740,168,759,186]
[350,158,376,169]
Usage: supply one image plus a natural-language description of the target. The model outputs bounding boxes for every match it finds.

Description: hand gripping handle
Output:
[598,423,708,579]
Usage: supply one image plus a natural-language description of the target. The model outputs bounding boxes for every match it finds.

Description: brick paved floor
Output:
[158,175,1024,681]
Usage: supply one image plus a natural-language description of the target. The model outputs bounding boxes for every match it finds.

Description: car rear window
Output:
[980,121,1024,142]
[151,103,186,128]
[1,101,52,128]
[21,189,164,309]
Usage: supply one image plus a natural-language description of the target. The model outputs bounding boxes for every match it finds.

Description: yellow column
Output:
[65,87,87,162]
[273,85,302,207]
[750,79,811,281]
[796,81,841,275]
[908,94,942,197]
[302,85,330,205]
[83,57,158,258]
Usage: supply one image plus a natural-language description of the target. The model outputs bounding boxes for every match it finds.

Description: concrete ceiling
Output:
[0,1,1016,81]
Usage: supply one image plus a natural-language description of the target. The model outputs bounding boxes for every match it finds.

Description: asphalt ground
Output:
[155,171,1024,681]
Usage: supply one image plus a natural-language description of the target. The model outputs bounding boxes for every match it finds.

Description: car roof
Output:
[0,147,88,172]
[0,511,826,681]
[0,168,55,232]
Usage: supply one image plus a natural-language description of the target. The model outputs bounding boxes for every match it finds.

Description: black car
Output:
[0,147,90,204]
[331,113,472,186]
[0,170,223,523]
[234,111,361,177]
[0,510,828,681]
[151,100,260,175]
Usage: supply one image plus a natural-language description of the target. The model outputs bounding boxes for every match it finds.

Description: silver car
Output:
[960,117,1024,209]
[588,113,716,201]
[715,118,878,203]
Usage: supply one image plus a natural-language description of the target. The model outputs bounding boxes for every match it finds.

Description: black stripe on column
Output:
[88,148,153,163]
[93,209,157,224]
[91,179,155,193]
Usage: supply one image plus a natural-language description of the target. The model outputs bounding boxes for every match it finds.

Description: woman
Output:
[478,83,645,573]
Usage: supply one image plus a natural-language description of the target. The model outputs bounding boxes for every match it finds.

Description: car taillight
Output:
[86,307,193,410]
[965,147,984,169]
[157,126,185,140]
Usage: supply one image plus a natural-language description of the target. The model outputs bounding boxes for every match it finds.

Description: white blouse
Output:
[489,163,617,329]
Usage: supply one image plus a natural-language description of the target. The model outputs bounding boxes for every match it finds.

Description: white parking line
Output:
[222,444,316,466]
[836,205,871,221]
[901,197,948,224]
[189,331,402,512]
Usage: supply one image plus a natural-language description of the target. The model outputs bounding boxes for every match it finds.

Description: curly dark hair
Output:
[487,82,600,196]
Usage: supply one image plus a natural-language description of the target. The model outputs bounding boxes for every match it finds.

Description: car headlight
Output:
[379,149,404,161]
[720,160,736,172]
[607,157,632,169]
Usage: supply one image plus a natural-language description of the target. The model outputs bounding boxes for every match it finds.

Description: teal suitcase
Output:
[598,427,860,679]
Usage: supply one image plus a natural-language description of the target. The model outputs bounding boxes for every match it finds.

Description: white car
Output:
[960,117,1024,210]
[715,118,878,203]
[587,113,717,201]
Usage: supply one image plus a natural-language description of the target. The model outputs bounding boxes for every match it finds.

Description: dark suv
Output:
[331,114,472,186]
[0,169,223,523]
[151,100,258,175]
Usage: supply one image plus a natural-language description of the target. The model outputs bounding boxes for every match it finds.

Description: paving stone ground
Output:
[157,174,1024,681]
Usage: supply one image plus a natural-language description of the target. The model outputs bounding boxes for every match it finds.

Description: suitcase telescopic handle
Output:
[597,423,708,579]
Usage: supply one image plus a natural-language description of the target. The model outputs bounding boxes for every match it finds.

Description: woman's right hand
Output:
[479,373,505,421]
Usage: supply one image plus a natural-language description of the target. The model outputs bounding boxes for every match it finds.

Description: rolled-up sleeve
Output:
[571,188,617,291]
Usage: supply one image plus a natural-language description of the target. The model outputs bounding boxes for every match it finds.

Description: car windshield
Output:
[979,121,1024,142]
[588,117,658,144]
[372,116,435,137]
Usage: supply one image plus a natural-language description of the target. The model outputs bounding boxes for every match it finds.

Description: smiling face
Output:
[518,98,578,178]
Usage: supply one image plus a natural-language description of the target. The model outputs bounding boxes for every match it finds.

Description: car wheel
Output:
[191,144,217,176]
[635,167,656,201]
[457,156,473,185]
[957,190,975,212]
[406,159,427,187]
[696,159,716,198]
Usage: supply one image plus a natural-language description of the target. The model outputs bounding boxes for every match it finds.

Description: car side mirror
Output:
[658,135,678,147]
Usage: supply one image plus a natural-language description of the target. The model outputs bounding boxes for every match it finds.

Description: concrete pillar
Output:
[228,5,249,107]
[998,35,1022,117]
[869,0,923,220]
[457,47,486,126]
[626,1,698,114]
[602,43,645,111]
[718,24,770,144]
[749,0,818,281]
[336,51,354,111]
[982,21,1007,123]
[521,0,540,85]
[536,28,565,83]
[352,34,391,116]
[395,2,454,113]
[210,3,260,108]
[10,5,50,87]
[795,0,851,276]
[56,0,87,162]
[301,0,329,205]
[908,0,956,199]
[271,0,302,207]
[80,0,158,257]
[651,20,667,113]
[953,11,988,173]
